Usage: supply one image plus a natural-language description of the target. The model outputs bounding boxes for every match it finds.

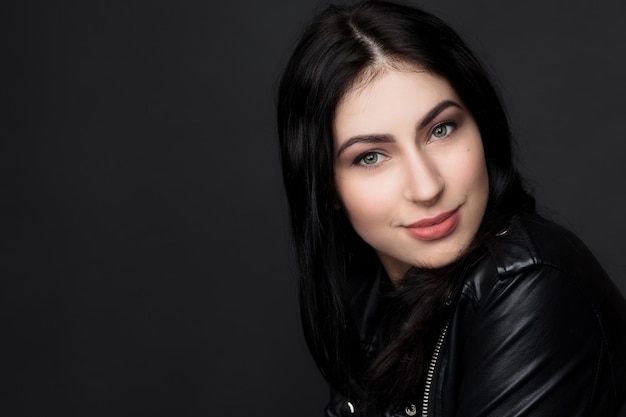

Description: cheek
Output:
[457,146,489,206]
[335,174,397,226]
[462,148,487,184]
[443,134,488,191]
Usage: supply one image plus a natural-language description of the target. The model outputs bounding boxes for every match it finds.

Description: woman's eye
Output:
[358,152,384,166]
[430,123,455,140]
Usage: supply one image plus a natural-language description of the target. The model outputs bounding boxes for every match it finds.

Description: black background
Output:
[2,1,625,416]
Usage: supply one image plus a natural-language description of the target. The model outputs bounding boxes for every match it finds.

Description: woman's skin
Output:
[333,66,490,281]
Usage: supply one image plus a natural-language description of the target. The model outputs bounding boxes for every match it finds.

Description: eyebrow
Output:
[336,100,463,157]
[336,134,394,157]
[418,100,462,130]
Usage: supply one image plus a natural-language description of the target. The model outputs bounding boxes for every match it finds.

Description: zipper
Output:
[421,320,450,417]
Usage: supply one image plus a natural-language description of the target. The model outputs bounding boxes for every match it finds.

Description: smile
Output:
[405,208,460,241]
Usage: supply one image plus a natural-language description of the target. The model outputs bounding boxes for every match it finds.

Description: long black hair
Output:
[276,0,534,410]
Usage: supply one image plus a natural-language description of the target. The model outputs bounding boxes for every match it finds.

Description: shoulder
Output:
[463,212,619,309]
[456,213,604,336]
[487,212,599,278]
[453,211,626,364]
[444,213,626,416]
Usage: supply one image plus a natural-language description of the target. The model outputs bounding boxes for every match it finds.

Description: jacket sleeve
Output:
[453,264,607,417]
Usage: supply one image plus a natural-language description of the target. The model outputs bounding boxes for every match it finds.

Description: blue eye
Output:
[431,123,455,140]
[358,152,384,166]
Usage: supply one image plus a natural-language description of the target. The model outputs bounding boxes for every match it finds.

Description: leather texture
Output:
[325,213,626,417]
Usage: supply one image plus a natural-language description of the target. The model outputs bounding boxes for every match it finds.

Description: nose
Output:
[402,151,444,206]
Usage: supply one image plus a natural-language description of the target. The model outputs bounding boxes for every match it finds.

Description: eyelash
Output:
[429,121,457,141]
[353,151,386,168]
[351,121,459,168]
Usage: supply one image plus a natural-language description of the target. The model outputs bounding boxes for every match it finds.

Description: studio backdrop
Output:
[1,1,624,416]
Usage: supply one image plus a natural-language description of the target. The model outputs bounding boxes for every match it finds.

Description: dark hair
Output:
[276,0,534,411]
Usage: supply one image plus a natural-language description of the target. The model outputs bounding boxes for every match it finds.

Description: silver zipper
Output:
[421,320,450,417]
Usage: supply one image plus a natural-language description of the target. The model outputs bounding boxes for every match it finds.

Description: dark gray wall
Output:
[1,1,624,416]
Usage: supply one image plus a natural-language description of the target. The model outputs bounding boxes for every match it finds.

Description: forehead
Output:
[334,68,459,138]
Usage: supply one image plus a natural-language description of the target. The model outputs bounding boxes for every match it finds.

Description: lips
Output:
[405,208,460,241]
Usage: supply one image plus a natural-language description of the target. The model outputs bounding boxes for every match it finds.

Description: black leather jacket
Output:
[326,214,626,417]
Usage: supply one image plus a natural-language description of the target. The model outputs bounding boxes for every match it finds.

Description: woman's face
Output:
[333,68,489,280]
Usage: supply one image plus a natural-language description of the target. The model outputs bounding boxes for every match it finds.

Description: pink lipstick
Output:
[405,209,460,241]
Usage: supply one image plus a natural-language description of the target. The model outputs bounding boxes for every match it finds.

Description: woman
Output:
[276,1,626,416]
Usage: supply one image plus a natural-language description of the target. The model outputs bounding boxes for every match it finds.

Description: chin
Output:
[416,242,468,270]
